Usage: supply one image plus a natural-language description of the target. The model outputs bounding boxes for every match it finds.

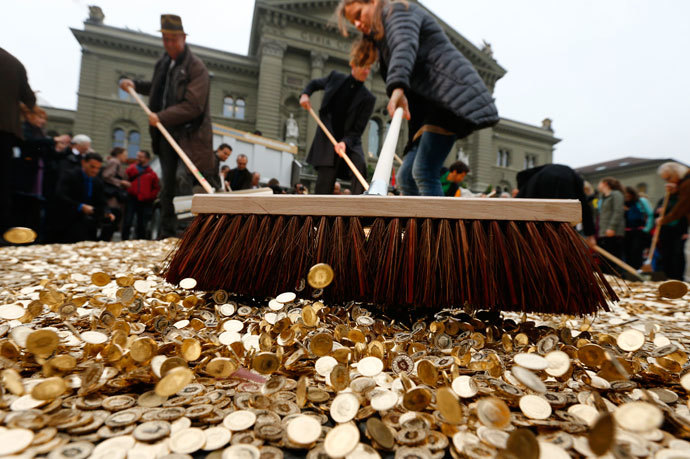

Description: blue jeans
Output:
[396,131,457,196]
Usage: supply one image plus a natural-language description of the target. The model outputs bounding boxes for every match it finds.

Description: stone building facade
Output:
[47,1,560,192]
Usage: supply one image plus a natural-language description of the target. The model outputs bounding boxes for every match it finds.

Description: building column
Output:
[469,127,495,193]
[305,51,328,150]
[256,39,287,139]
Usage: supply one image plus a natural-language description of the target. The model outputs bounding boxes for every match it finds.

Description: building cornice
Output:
[494,119,562,146]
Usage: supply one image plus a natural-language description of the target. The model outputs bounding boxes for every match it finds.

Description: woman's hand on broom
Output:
[586,236,597,249]
[388,88,411,121]
[299,94,311,111]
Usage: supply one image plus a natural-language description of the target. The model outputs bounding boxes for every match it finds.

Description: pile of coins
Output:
[0,240,689,458]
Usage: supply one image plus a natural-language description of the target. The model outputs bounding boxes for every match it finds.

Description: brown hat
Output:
[160,14,185,34]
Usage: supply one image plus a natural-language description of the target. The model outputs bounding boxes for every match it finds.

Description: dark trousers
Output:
[53,217,99,244]
[122,196,153,240]
[158,137,179,239]
[624,229,645,270]
[599,236,624,275]
[659,225,686,280]
[315,158,366,195]
[0,132,17,242]
[99,206,122,242]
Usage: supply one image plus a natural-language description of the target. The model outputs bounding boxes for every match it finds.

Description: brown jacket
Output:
[661,172,690,226]
[133,45,214,173]
[0,48,36,139]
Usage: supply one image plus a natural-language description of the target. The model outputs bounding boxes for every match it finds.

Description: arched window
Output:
[497,149,511,168]
[235,99,246,120]
[113,128,125,148]
[223,96,235,118]
[127,131,141,158]
[368,119,380,157]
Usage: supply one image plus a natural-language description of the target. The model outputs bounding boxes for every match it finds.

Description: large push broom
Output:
[165,109,617,316]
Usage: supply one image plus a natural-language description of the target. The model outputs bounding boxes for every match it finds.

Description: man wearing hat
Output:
[120,15,216,239]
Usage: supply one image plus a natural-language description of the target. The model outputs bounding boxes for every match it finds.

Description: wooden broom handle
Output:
[593,245,645,281]
[307,107,369,192]
[646,190,671,265]
[127,87,215,194]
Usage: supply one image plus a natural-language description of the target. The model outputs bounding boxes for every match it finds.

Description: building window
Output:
[497,149,511,168]
[127,131,141,158]
[368,119,380,157]
[524,154,537,170]
[235,99,246,120]
[113,128,125,148]
[223,96,235,118]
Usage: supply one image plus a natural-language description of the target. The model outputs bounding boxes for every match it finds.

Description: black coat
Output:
[226,168,253,191]
[0,48,36,139]
[375,3,498,135]
[50,167,106,242]
[302,71,376,171]
[516,164,595,237]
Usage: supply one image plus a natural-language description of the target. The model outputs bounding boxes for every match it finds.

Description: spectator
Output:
[0,47,36,243]
[215,144,232,191]
[441,160,472,197]
[100,147,131,241]
[220,166,231,192]
[14,105,70,237]
[294,183,308,195]
[623,186,647,269]
[120,14,217,238]
[226,154,252,191]
[50,152,114,243]
[267,178,283,194]
[251,172,261,189]
[122,150,160,240]
[597,177,625,270]
[333,182,342,195]
[656,162,689,280]
[343,188,352,195]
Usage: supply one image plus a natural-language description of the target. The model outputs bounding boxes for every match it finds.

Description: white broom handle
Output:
[367,107,404,196]
[127,87,215,194]
[307,107,369,191]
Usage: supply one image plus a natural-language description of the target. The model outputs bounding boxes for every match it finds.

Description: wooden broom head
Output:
[165,196,617,317]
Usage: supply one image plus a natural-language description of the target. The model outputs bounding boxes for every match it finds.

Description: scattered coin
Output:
[452,375,478,398]
[615,402,663,433]
[617,329,646,352]
[324,422,360,458]
[519,395,552,420]
[659,280,688,299]
[276,292,296,304]
[331,393,360,423]
[588,412,615,456]
[0,428,34,456]
[170,427,206,454]
[223,410,257,431]
[358,356,384,377]
[308,263,334,289]
[3,227,37,244]
[179,278,198,290]
[203,426,232,450]
[477,397,511,429]
[287,415,322,445]
[436,387,463,424]
[506,428,539,459]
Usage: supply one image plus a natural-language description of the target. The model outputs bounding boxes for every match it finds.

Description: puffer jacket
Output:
[375,2,499,131]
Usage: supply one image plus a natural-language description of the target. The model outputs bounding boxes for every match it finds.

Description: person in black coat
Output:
[0,47,36,242]
[516,164,596,248]
[49,153,114,244]
[226,154,253,191]
[338,0,499,196]
[300,64,376,195]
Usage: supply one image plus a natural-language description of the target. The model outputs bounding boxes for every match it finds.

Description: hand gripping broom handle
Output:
[645,190,670,265]
[367,107,404,196]
[127,87,215,194]
[307,107,369,191]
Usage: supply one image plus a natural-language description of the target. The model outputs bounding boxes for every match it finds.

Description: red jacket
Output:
[126,163,160,202]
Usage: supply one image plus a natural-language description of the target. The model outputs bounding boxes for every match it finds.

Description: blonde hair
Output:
[658,162,689,180]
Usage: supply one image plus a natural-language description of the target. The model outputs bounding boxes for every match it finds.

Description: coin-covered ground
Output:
[0,239,689,459]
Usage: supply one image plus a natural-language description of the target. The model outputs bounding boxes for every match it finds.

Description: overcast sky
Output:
[2,0,688,167]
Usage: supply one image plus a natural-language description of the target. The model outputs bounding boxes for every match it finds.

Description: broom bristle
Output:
[164,214,617,316]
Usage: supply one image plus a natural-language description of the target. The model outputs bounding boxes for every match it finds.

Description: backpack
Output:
[626,201,646,229]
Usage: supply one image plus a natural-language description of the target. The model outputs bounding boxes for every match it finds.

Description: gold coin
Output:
[296,375,308,408]
[302,306,317,327]
[511,365,546,393]
[506,428,539,459]
[614,402,663,433]
[131,337,157,362]
[252,352,280,375]
[476,397,511,429]
[617,329,645,352]
[588,413,615,456]
[308,263,334,289]
[436,387,463,424]
[137,391,168,408]
[310,333,333,357]
[206,358,237,378]
[366,417,394,450]
[26,329,59,358]
[2,369,24,395]
[180,338,201,361]
[578,344,606,367]
[155,367,194,397]
[416,359,438,386]
[330,393,360,423]
[3,227,37,244]
[329,364,350,392]
[324,422,360,458]
[91,272,111,287]
[402,387,432,412]
[31,376,67,400]
[659,280,688,299]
